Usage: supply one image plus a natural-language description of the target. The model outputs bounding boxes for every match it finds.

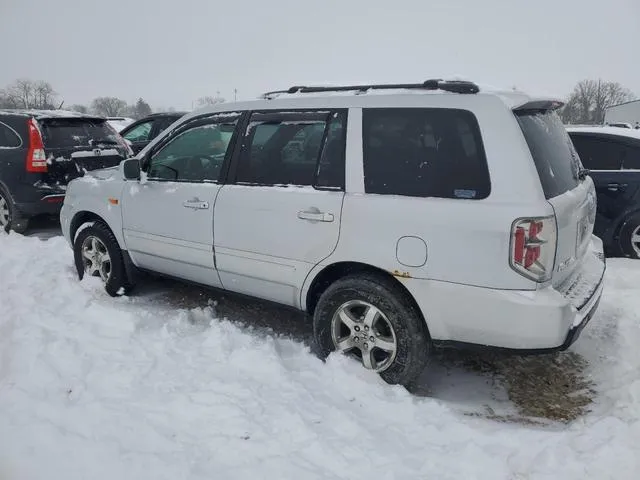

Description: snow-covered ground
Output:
[1,233,639,480]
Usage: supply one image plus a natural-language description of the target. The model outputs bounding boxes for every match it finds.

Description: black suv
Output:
[567,126,640,258]
[0,110,131,233]
[119,112,187,154]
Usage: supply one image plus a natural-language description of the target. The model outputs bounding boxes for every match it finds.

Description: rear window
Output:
[40,118,120,148]
[516,110,581,199]
[362,108,490,199]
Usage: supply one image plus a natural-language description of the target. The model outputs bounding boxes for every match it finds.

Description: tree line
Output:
[1,77,635,124]
[559,79,636,125]
[0,78,227,120]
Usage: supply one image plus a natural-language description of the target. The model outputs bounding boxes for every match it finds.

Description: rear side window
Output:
[516,110,580,199]
[362,108,490,199]
[0,122,22,148]
[40,119,120,148]
[236,110,346,189]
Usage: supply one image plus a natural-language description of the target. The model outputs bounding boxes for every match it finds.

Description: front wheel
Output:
[619,213,640,259]
[313,273,430,388]
[73,222,134,296]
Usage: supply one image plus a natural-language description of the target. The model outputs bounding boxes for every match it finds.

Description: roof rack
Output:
[261,79,480,99]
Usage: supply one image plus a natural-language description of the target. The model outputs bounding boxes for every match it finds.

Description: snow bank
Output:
[0,234,639,479]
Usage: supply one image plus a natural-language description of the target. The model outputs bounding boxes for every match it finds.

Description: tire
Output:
[619,213,640,259]
[0,187,29,234]
[313,273,430,388]
[73,221,134,296]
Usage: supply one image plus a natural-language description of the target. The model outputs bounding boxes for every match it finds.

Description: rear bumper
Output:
[13,188,65,218]
[405,235,606,351]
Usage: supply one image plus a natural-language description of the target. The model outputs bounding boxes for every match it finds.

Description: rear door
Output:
[121,112,242,287]
[39,116,129,185]
[569,133,640,238]
[515,110,595,287]
[214,110,347,307]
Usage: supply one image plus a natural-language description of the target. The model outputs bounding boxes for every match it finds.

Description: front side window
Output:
[0,122,21,148]
[236,110,345,188]
[123,121,153,143]
[148,119,238,182]
[362,108,490,199]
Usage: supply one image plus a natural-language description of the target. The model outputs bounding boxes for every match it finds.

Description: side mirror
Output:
[123,158,141,180]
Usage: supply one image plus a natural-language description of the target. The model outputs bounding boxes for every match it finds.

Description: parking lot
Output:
[1,220,638,479]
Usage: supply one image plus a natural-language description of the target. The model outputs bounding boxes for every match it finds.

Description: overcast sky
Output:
[1,0,638,110]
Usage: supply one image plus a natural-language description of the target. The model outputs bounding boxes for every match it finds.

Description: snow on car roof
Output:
[566,125,640,140]
[0,109,104,120]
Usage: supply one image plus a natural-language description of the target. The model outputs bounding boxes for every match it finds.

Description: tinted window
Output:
[0,122,21,148]
[237,111,336,186]
[154,117,179,134]
[316,112,347,189]
[362,108,490,199]
[569,135,624,170]
[40,119,120,148]
[515,111,580,199]
[149,120,238,182]
[123,121,153,142]
[622,143,640,169]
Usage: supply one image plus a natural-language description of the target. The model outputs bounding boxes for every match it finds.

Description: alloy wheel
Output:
[331,299,398,372]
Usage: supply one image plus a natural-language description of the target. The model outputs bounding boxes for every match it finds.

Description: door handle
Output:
[297,210,334,222]
[183,198,210,210]
[607,183,627,191]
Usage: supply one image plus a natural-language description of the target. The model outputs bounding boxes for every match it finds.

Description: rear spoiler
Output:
[513,100,565,112]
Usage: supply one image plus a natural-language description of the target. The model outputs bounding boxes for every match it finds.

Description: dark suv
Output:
[0,109,132,233]
[567,126,640,258]
[120,112,187,154]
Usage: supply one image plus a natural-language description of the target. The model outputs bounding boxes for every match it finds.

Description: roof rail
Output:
[261,79,480,99]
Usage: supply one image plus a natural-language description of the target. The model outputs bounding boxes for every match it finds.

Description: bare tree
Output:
[0,89,14,108]
[196,94,225,107]
[3,78,58,109]
[91,97,127,117]
[561,79,635,124]
[70,104,89,114]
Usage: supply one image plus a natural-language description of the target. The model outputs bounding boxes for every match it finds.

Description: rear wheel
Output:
[73,222,134,296]
[313,273,430,388]
[619,213,640,259]
[0,188,28,234]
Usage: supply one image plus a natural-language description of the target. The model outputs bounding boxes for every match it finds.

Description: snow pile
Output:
[0,234,639,480]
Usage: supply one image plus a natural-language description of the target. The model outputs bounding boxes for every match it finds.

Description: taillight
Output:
[26,118,47,173]
[510,216,557,282]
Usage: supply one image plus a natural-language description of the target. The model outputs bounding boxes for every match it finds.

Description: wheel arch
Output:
[70,211,118,246]
[304,261,430,336]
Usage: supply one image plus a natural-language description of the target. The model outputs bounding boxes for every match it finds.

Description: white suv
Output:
[60,79,606,387]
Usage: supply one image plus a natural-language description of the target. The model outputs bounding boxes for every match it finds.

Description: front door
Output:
[214,110,347,306]
[121,112,242,287]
